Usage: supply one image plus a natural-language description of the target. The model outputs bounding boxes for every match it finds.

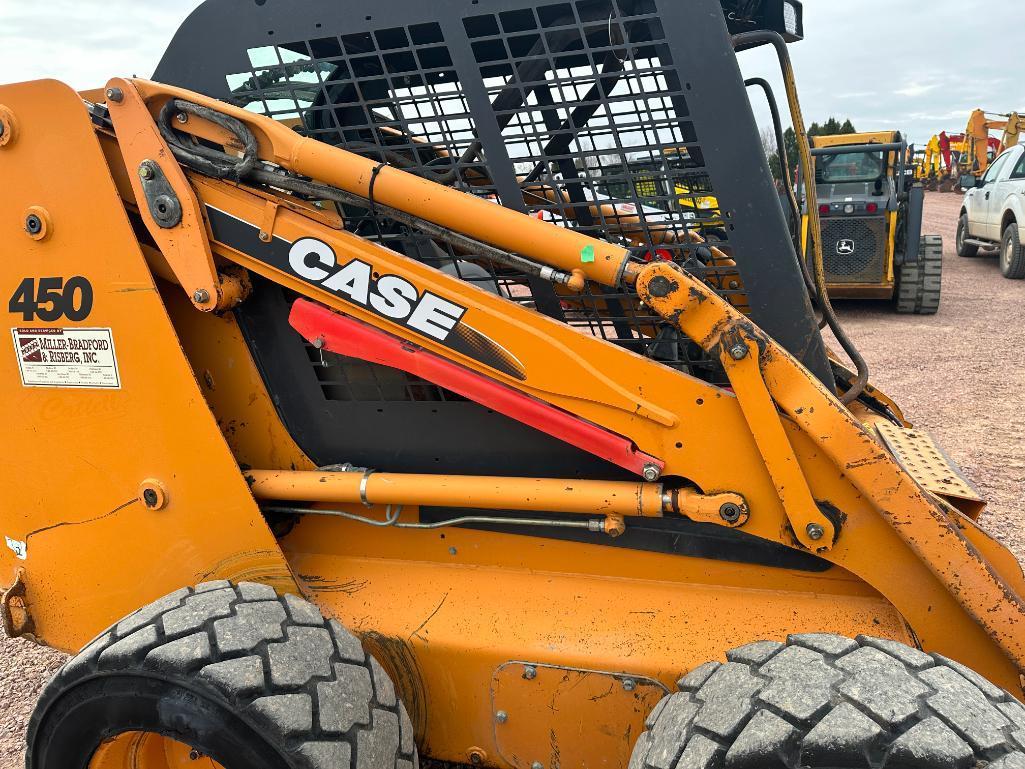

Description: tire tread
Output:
[633,634,1025,769]
[29,582,417,769]
[896,235,942,315]
[1001,224,1025,279]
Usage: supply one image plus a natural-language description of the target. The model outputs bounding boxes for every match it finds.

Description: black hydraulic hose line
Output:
[733,31,869,405]
[251,168,577,285]
[744,78,799,233]
[743,76,814,297]
[158,100,259,181]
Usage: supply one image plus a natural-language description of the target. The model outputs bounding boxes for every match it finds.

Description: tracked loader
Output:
[799,132,942,314]
[1,1,1024,768]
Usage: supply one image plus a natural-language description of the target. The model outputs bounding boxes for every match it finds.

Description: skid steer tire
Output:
[26,581,418,769]
[956,214,980,257]
[1000,223,1025,279]
[895,235,942,315]
[629,633,1025,769]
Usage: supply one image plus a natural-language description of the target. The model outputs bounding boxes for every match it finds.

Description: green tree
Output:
[767,118,856,182]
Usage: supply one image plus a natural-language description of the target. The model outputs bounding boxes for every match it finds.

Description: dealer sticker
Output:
[11,327,120,389]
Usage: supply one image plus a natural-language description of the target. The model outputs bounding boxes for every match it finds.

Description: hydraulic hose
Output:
[743,76,814,297]
[734,31,869,405]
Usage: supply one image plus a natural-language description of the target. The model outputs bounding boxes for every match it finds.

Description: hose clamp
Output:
[360,469,376,507]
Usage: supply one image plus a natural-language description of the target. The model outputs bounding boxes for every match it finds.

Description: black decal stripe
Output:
[205,205,525,380]
[447,324,527,381]
[207,206,293,273]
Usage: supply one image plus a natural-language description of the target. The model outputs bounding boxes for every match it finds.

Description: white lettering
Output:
[289,238,335,281]
[323,260,372,304]
[285,238,467,344]
[369,275,417,319]
[408,293,465,341]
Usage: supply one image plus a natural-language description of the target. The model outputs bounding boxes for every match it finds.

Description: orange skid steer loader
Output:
[1,0,1025,768]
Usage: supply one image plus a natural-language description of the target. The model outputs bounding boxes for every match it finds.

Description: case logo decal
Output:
[288,237,466,342]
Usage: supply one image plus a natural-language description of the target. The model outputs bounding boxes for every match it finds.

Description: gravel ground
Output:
[0,192,1022,767]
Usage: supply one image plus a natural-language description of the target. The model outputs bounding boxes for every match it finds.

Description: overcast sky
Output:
[0,1,1019,147]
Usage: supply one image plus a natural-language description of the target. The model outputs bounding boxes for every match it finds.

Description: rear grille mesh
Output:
[817,216,887,284]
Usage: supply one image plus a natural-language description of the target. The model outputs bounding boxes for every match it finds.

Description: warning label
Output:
[12,327,120,389]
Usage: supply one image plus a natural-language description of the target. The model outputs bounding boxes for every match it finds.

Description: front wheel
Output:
[27,581,418,769]
[629,633,1025,769]
[956,214,979,257]
[1000,223,1025,279]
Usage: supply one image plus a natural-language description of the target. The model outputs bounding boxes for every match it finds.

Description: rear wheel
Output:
[895,235,942,314]
[1000,222,1025,279]
[956,214,979,257]
[629,633,1025,769]
[27,581,417,769]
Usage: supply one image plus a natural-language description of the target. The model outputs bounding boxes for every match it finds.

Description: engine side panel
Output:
[0,80,294,651]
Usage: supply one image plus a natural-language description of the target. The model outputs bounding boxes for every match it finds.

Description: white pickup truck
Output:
[956,143,1025,278]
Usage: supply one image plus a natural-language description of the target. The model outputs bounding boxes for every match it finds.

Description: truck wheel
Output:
[895,235,942,314]
[26,581,417,769]
[1000,222,1025,279]
[956,214,979,257]
[629,634,1025,769]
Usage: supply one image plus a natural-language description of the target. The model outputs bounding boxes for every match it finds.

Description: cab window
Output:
[815,150,885,184]
[1011,150,1025,180]
[982,152,1011,183]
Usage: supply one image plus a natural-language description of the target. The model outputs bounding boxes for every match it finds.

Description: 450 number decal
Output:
[8,277,93,322]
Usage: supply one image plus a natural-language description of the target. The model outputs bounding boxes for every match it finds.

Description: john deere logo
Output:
[836,239,855,255]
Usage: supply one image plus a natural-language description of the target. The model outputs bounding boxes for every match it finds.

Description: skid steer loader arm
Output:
[5,72,1024,694]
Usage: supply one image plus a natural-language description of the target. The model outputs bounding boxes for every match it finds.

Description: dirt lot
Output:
[1,192,1022,766]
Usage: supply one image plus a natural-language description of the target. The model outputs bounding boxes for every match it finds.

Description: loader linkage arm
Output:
[94,77,1025,691]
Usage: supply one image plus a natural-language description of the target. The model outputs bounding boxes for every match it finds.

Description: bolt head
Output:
[192,289,211,304]
[523,665,537,680]
[139,164,154,180]
[719,503,742,523]
[806,523,825,541]
[532,762,544,769]
[495,710,508,724]
[105,87,123,103]
[622,678,636,692]
[729,343,748,360]
[176,112,189,124]
[647,274,675,298]
[642,463,661,482]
